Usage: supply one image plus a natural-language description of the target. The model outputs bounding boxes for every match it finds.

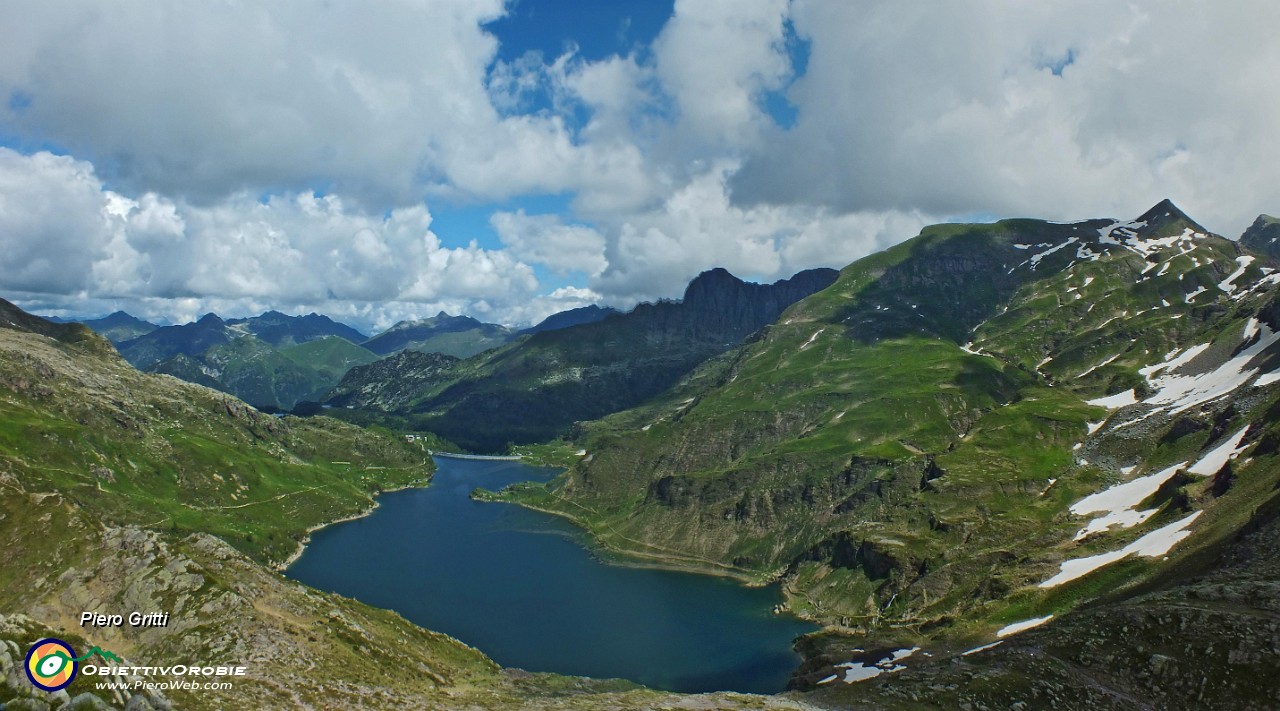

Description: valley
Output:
[4,201,1279,709]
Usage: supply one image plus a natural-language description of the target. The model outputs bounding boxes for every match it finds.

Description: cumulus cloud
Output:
[653,0,792,155]
[491,210,608,276]
[732,0,1280,237]
[4,1,1280,329]
[0,0,645,207]
[0,149,539,332]
[589,162,930,303]
[0,150,114,293]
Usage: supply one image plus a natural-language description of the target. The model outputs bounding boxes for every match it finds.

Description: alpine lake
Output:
[286,456,818,694]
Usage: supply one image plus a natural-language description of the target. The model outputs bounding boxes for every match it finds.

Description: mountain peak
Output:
[1132,199,1209,238]
[196,312,225,327]
[682,268,745,302]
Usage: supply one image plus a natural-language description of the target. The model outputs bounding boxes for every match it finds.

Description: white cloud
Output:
[589,163,930,304]
[491,210,608,276]
[0,149,540,332]
[4,1,1280,329]
[733,0,1280,237]
[653,0,793,154]
[0,150,112,293]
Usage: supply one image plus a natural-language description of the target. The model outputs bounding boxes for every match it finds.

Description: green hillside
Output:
[0,301,799,710]
[486,203,1280,701]
[280,335,379,383]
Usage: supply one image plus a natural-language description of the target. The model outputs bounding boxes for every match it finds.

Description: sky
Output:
[2,1,1279,333]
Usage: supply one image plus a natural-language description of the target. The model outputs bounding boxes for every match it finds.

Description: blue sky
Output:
[374,0,678,301]
[0,1,1277,331]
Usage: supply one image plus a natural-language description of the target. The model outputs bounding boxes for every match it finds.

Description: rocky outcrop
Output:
[327,349,460,410]
[0,616,171,711]
[1240,214,1280,259]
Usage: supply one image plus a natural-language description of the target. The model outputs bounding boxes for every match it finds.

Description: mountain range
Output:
[4,199,1279,708]
[482,200,1280,707]
[327,266,840,451]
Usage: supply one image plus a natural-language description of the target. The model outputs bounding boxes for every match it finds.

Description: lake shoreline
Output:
[287,457,818,695]
[275,474,434,572]
[495,496,775,586]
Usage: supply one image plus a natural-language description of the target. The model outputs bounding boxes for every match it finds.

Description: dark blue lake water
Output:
[286,457,817,694]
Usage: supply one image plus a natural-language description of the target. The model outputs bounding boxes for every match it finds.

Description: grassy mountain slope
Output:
[150,334,332,410]
[796,482,1280,710]
[488,202,1280,701]
[279,335,379,384]
[122,314,377,410]
[0,300,809,710]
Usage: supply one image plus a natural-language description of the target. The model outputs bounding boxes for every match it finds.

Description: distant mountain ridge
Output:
[1241,213,1280,258]
[329,267,840,450]
[362,312,515,358]
[112,312,376,409]
[79,311,159,344]
[226,310,366,347]
[522,304,619,334]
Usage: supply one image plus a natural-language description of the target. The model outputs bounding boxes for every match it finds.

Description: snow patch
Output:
[1143,321,1280,416]
[1256,372,1280,387]
[1218,256,1256,294]
[801,328,825,350]
[1087,389,1137,409]
[1039,511,1202,588]
[997,616,1054,637]
[960,342,995,358]
[1028,237,1080,269]
[1079,354,1120,378]
[833,647,919,684]
[962,641,1004,656]
[1069,462,1186,541]
[1188,428,1249,475]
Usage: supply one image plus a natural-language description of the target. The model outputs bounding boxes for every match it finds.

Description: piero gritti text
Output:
[81,611,171,628]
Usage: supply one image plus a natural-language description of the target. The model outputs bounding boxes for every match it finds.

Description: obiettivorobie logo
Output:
[25,639,122,692]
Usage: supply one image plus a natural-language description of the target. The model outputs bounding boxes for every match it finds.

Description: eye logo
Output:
[25,638,79,692]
